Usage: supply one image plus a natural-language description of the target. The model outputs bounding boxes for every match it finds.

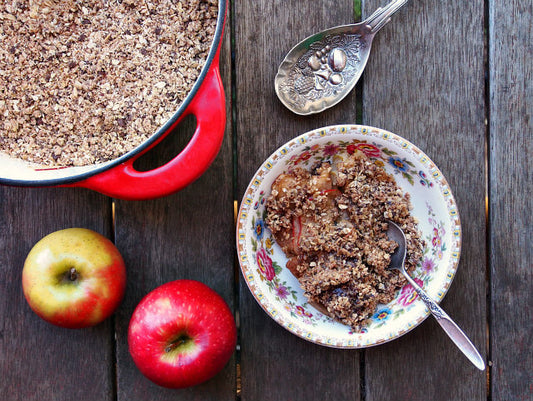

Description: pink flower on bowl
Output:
[295,305,313,318]
[324,144,339,156]
[256,247,275,281]
[346,144,357,154]
[299,151,312,162]
[356,143,381,158]
[432,236,442,248]
[398,277,425,306]
[274,283,289,300]
[422,257,436,273]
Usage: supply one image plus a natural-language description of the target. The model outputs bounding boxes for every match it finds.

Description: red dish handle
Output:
[70,56,226,201]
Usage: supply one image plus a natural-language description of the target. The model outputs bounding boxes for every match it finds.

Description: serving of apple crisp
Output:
[265,149,424,330]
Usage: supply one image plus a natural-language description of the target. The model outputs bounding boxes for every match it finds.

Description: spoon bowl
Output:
[275,0,408,115]
[386,220,486,370]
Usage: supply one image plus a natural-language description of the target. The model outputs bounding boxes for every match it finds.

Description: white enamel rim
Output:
[236,125,462,348]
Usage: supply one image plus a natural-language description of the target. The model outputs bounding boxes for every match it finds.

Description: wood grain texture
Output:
[0,187,113,401]
[113,10,236,400]
[234,1,361,400]
[361,0,488,399]
[1,0,532,400]
[489,1,533,400]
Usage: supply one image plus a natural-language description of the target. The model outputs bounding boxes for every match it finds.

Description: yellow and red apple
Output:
[22,228,126,329]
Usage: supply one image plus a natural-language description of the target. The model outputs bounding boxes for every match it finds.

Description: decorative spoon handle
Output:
[365,0,409,33]
[402,273,486,370]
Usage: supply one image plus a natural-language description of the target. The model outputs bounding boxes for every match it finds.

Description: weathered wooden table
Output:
[1,1,531,400]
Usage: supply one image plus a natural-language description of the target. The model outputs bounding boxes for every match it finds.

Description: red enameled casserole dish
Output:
[0,0,227,201]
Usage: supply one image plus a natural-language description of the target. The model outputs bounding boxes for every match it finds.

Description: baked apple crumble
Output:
[265,149,424,330]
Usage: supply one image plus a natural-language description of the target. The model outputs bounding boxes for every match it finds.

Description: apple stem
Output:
[165,337,186,353]
[69,267,78,281]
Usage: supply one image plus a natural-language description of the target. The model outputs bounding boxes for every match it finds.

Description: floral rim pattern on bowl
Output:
[236,125,461,348]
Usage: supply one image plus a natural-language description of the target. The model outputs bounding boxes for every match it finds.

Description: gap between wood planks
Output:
[483,0,492,397]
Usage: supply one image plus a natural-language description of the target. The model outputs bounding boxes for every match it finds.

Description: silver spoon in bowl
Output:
[275,0,408,115]
[386,221,485,370]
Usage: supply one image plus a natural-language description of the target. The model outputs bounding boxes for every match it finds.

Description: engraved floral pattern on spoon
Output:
[278,33,365,110]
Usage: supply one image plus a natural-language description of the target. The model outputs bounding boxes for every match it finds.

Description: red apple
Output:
[128,280,237,388]
[22,228,126,329]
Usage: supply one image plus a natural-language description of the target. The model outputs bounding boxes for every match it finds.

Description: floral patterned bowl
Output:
[236,125,461,348]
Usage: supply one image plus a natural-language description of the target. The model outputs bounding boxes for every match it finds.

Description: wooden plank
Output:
[362,0,488,399]
[0,187,114,401]
[113,11,236,401]
[234,1,361,400]
[489,1,533,399]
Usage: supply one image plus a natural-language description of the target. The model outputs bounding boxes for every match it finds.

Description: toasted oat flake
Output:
[265,150,424,331]
[0,0,218,166]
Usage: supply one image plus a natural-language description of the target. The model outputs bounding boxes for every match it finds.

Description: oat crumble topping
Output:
[265,150,424,331]
[0,0,218,166]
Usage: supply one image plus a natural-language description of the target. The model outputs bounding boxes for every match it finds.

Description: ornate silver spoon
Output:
[275,0,408,115]
[386,221,486,370]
